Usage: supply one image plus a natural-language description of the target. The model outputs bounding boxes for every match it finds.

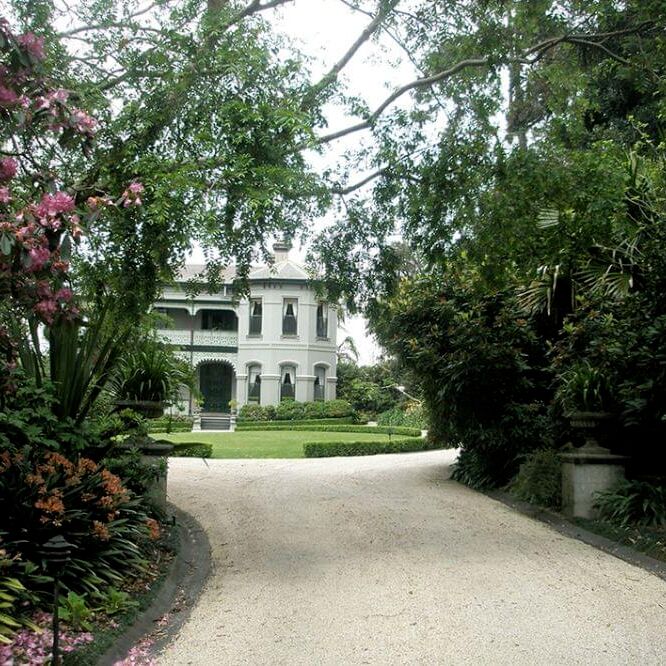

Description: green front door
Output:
[199,363,233,412]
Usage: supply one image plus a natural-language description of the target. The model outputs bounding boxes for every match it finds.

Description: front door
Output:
[199,363,233,412]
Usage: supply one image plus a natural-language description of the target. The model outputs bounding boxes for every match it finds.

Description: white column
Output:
[297,375,315,402]
[261,374,280,406]
[326,377,337,400]
[236,374,248,407]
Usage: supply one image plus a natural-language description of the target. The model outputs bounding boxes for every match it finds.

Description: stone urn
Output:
[560,411,628,519]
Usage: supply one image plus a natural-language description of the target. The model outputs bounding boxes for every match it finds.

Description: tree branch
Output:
[312,21,656,146]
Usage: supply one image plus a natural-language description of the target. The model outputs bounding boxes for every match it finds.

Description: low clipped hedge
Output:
[236,424,421,437]
[304,437,437,458]
[146,417,194,434]
[236,417,358,430]
[168,442,212,458]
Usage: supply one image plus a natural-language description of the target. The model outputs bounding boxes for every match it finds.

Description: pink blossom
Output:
[121,181,144,207]
[0,187,10,203]
[17,32,46,61]
[36,191,75,218]
[0,158,17,182]
[33,298,57,323]
[55,287,73,301]
[0,84,18,107]
[70,108,97,135]
[27,246,51,271]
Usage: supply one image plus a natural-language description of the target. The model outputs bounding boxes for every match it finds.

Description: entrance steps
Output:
[200,413,232,431]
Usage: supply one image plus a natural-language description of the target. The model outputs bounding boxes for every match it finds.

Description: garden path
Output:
[158,450,666,665]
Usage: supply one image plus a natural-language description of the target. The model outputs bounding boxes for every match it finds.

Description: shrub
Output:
[235,418,356,429]
[146,416,193,434]
[0,448,153,601]
[275,400,306,421]
[594,479,666,528]
[304,437,436,458]
[509,449,562,508]
[168,443,213,458]
[377,405,426,429]
[237,424,422,436]
[238,400,354,422]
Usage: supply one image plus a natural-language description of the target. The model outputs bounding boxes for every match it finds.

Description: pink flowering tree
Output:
[0,19,141,401]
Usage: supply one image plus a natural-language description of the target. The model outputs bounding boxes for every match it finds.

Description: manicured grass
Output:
[160,429,411,459]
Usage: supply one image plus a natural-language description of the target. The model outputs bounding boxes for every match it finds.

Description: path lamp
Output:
[39,535,75,666]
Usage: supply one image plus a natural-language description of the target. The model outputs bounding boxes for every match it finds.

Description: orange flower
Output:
[0,450,11,473]
[26,473,45,487]
[92,520,110,541]
[77,458,98,474]
[145,518,160,541]
[35,491,65,515]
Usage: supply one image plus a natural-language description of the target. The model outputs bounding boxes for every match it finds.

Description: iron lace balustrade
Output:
[249,315,262,335]
[282,314,297,335]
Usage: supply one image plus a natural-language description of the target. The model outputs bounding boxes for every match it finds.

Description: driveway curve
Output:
[158,450,666,665]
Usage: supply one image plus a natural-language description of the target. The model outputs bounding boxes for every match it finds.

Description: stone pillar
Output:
[326,377,337,400]
[261,374,280,406]
[560,446,628,519]
[236,374,248,407]
[298,375,315,402]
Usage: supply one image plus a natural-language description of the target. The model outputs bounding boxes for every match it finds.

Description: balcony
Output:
[156,329,238,348]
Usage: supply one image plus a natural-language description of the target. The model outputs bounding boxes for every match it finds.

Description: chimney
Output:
[272,241,291,263]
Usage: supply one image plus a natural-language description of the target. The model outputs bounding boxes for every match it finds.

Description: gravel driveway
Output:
[158,450,666,665]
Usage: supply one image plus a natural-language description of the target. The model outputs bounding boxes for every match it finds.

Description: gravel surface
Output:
[158,450,666,665]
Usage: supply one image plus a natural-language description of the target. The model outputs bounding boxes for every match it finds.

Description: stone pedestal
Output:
[560,445,628,519]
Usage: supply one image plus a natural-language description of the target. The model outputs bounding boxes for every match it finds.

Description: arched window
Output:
[248,364,261,403]
[314,365,326,401]
[280,365,296,400]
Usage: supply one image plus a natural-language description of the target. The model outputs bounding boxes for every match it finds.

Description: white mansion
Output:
[154,243,337,415]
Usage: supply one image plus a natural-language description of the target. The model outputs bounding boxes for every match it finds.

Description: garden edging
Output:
[485,489,666,582]
[98,505,212,665]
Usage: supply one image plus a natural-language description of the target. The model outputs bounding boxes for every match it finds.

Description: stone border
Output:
[485,490,666,583]
[98,504,212,665]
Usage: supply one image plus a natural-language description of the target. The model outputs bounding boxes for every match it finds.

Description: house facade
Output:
[153,243,337,414]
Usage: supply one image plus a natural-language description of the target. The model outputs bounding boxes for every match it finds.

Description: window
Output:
[316,302,328,338]
[280,365,296,400]
[248,364,261,403]
[314,366,326,401]
[282,298,298,335]
[249,298,262,335]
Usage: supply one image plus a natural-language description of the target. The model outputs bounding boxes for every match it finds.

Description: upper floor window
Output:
[248,364,261,403]
[316,302,328,339]
[280,365,296,401]
[282,298,298,335]
[249,298,262,335]
[314,366,326,401]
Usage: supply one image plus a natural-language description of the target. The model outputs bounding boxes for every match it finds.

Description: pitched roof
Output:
[176,258,310,283]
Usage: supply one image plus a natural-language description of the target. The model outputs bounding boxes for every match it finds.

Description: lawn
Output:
[159,429,401,459]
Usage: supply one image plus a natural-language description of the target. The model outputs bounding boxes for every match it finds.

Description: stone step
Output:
[200,414,231,431]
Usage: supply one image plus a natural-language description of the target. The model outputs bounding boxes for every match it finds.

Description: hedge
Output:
[146,417,194,434]
[236,417,357,429]
[238,399,354,422]
[304,437,437,458]
[236,424,421,436]
[168,442,212,458]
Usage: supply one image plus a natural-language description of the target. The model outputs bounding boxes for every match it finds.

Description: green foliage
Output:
[509,449,562,508]
[168,443,212,458]
[104,448,164,503]
[110,336,194,405]
[235,418,356,429]
[58,591,94,631]
[238,400,354,422]
[377,406,426,429]
[594,480,666,528]
[236,424,421,436]
[303,437,436,458]
[94,588,139,617]
[335,360,409,415]
[146,416,194,434]
[555,360,615,413]
[0,547,38,645]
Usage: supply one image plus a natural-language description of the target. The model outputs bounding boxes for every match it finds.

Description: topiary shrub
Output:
[304,437,436,458]
[594,479,666,528]
[275,399,306,421]
[508,449,562,508]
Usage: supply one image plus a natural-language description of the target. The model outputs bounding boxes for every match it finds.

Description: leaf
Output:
[536,208,560,229]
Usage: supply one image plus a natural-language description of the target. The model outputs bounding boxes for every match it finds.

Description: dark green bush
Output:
[168,442,213,458]
[377,406,426,429]
[146,416,193,433]
[236,417,355,429]
[304,437,436,458]
[594,479,666,528]
[238,400,354,422]
[509,449,562,508]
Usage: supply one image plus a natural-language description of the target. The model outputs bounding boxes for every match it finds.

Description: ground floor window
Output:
[280,365,296,400]
[248,364,261,403]
[314,366,326,401]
